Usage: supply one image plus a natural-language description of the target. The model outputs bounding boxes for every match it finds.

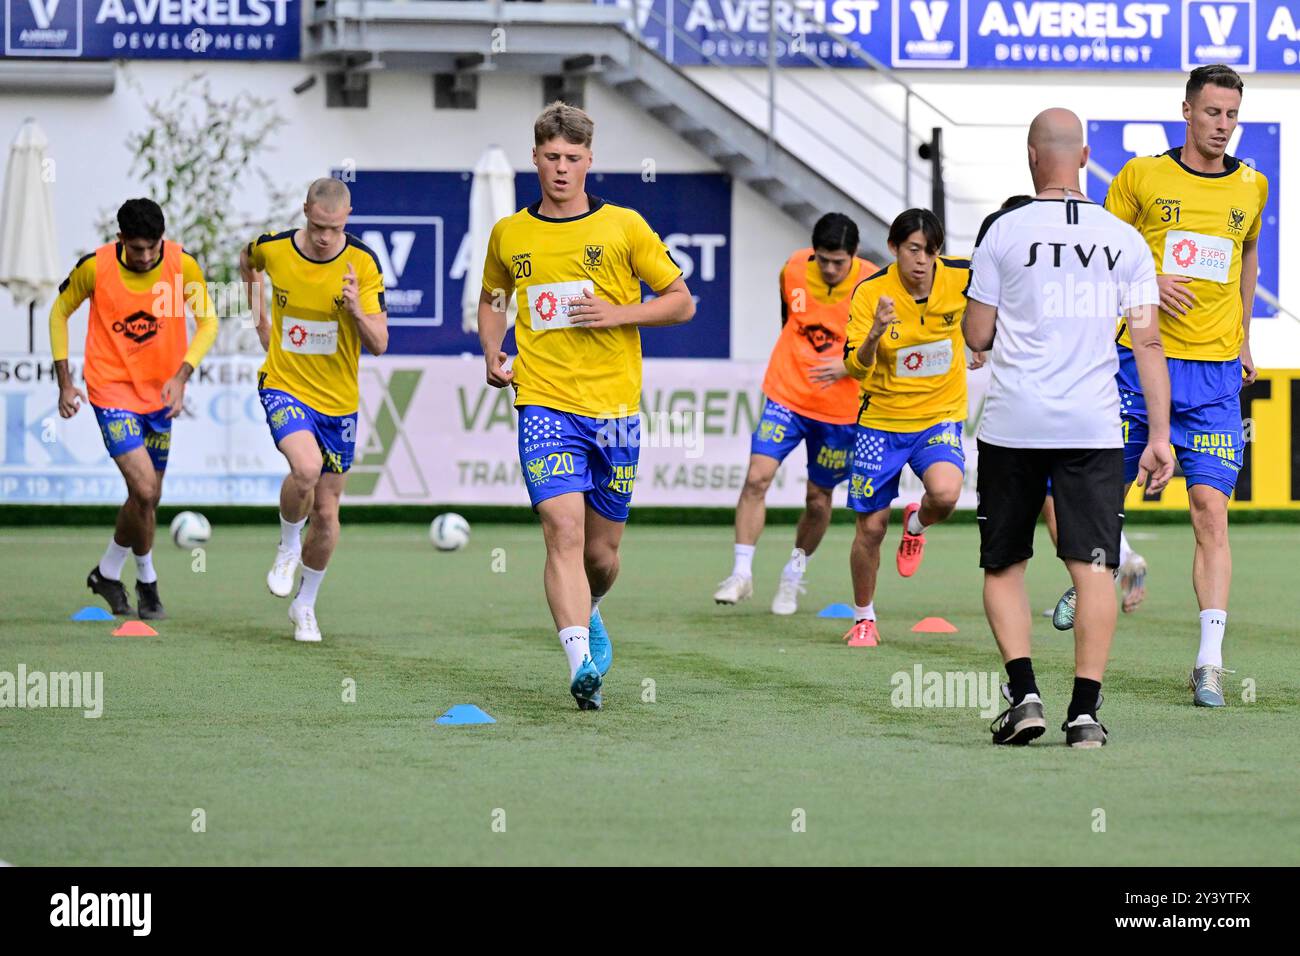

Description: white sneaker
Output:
[267,545,301,598]
[713,573,753,605]
[289,602,322,643]
[771,577,805,616]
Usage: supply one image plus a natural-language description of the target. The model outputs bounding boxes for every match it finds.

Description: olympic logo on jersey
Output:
[111,310,161,344]
[534,291,558,322]
[1172,238,1198,269]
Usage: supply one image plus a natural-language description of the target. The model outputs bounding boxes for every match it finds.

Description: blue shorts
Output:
[847,421,966,514]
[92,405,172,471]
[259,388,357,475]
[1116,346,1242,498]
[518,406,640,523]
[750,398,856,489]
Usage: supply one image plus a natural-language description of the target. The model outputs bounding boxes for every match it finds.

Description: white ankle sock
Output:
[98,539,131,580]
[1197,609,1226,668]
[295,564,326,610]
[134,550,157,584]
[854,602,875,622]
[781,548,807,582]
[280,514,306,552]
[559,626,591,679]
[591,594,605,617]
[1118,531,1134,565]
[732,544,755,578]
[906,509,926,536]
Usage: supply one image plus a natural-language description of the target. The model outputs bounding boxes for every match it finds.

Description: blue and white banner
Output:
[2,0,300,60]
[1085,119,1281,317]
[344,169,733,358]
[604,0,1300,71]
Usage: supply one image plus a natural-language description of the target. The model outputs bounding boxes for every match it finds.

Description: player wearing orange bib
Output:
[50,198,218,619]
[714,214,873,615]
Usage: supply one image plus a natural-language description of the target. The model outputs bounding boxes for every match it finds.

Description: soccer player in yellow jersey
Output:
[477,102,695,710]
[1104,65,1268,707]
[239,178,387,643]
[50,198,217,619]
[836,210,972,646]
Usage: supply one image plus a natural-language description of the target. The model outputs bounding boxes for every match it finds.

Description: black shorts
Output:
[976,440,1125,571]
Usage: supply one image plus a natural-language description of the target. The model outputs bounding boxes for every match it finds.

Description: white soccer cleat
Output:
[771,577,805,616]
[713,573,753,605]
[1119,552,1148,613]
[289,602,322,643]
[267,545,301,598]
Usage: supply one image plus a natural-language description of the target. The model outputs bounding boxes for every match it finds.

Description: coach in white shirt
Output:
[962,108,1175,749]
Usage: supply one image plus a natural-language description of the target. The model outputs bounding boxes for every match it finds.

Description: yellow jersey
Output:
[248,230,386,416]
[481,195,682,418]
[1105,148,1267,361]
[843,258,971,432]
[49,241,217,368]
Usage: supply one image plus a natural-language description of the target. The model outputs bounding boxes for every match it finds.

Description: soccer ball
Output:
[170,511,211,549]
[430,512,471,551]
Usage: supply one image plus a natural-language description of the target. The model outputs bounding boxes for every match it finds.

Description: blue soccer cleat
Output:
[1189,665,1232,708]
[588,608,613,677]
[570,654,603,711]
[1052,586,1077,631]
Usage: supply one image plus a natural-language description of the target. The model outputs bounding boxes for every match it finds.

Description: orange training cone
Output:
[113,621,157,637]
[911,617,957,633]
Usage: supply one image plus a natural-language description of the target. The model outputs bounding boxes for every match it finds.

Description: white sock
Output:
[134,550,157,584]
[294,564,326,610]
[559,626,591,679]
[99,539,131,580]
[854,602,875,622]
[1118,531,1134,565]
[732,544,755,578]
[906,508,927,536]
[781,548,807,582]
[1197,609,1227,668]
[280,514,306,552]
[591,594,604,617]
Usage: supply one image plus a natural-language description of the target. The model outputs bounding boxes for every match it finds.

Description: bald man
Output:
[962,108,1174,748]
[239,179,388,643]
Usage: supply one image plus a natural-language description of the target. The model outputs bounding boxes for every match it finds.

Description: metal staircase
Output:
[304,0,893,255]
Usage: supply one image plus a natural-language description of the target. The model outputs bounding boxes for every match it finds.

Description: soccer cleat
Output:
[771,577,805,616]
[990,685,1047,745]
[289,602,322,643]
[843,618,880,646]
[1189,664,1232,707]
[135,580,167,620]
[267,545,301,598]
[570,654,603,710]
[1119,553,1148,613]
[87,565,133,617]
[588,608,613,677]
[896,503,926,577]
[1062,713,1109,748]
[713,573,753,605]
[1052,586,1077,631]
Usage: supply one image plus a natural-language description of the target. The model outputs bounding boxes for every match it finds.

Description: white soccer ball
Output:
[170,511,211,549]
[430,512,471,551]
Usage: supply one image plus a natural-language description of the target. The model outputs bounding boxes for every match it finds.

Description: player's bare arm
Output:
[854,294,896,363]
[1239,237,1259,384]
[54,359,88,419]
[1125,302,1174,492]
[961,298,996,352]
[342,262,388,356]
[567,276,694,329]
[239,243,269,351]
[478,286,514,388]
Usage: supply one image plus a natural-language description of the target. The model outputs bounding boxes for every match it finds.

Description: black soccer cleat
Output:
[990,685,1047,745]
[135,580,167,620]
[1062,714,1108,748]
[87,565,133,617]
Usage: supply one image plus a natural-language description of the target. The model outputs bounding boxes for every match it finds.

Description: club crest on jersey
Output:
[799,323,839,353]
[1228,207,1246,233]
[332,294,346,314]
[583,245,604,269]
[942,313,956,326]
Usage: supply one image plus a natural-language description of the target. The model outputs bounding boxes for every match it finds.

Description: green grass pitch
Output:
[1,521,1296,865]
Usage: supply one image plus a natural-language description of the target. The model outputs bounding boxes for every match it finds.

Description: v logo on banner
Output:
[1199,5,1239,46]
[28,0,62,29]
[910,0,950,41]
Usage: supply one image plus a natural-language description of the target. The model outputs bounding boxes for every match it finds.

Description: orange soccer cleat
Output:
[843,619,880,647]
[896,502,927,577]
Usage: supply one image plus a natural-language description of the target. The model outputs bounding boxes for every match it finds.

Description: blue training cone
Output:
[435,704,496,726]
[70,606,114,621]
[817,603,856,619]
